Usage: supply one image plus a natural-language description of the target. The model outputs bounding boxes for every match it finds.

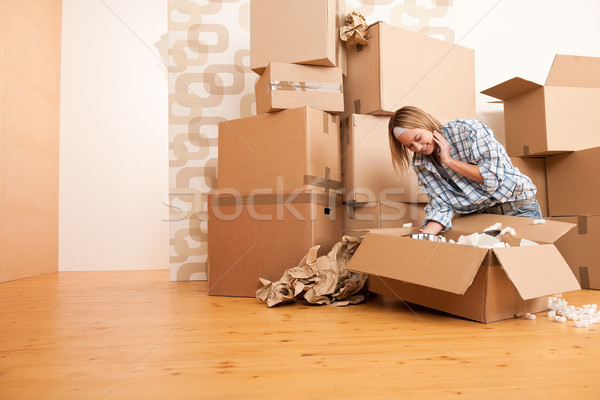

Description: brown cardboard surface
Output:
[494,245,581,300]
[250,0,345,75]
[218,107,341,195]
[208,191,342,297]
[341,114,428,203]
[552,215,600,289]
[510,157,548,216]
[342,201,426,232]
[482,54,600,156]
[343,22,476,120]
[347,214,579,322]
[547,147,600,216]
[255,63,344,115]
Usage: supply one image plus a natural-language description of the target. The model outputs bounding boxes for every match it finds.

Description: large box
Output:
[343,22,476,120]
[255,63,344,115]
[250,0,346,75]
[482,55,600,157]
[552,215,600,290]
[347,213,580,323]
[208,191,342,297]
[510,157,548,217]
[546,147,600,216]
[342,201,426,233]
[218,107,341,195]
[341,114,428,203]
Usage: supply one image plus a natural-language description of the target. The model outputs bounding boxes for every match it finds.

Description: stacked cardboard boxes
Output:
[483,54,600,289]
[208,0,347,297]
[340,24,476,234]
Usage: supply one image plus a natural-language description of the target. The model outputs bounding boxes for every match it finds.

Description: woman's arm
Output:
[420,220,444,234]
[433,131,483,183]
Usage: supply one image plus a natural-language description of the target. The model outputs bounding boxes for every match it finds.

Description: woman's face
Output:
[396,128,436,156]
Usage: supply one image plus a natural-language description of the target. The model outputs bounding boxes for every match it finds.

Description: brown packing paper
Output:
[256,236,368,307]
[339,11,369,45]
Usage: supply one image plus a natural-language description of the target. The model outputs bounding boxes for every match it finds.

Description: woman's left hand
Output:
[432,131,452,164]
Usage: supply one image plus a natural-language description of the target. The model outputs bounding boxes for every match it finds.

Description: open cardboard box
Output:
[347,213,581,323]
[482,54,600,157]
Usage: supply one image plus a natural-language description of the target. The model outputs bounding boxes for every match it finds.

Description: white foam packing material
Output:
[402,223,413,228]
[533,219,546,225]
[545,297,600,328]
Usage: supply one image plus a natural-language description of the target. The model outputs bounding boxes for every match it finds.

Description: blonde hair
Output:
[388,106,443,173]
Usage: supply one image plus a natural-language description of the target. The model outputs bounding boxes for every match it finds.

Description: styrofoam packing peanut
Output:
[402,223,413,228]
[547,310,556,318]
[554,316,567,323]
[525,313,536,320]
[484,223,502,232]
[575,321,587,328]
[533,219,546,224]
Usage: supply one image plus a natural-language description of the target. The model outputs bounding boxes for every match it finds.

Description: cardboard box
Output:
[343,201,426,232]
[218,106,341,195]
[255,63,344,115]
[208,191,342,297]
[546,147,600,216]
[250,0,346,75]
[346,213,580,323]
[510,157,549,217]
[552,215,600,290]
[343,22,476,120]
[341,114,428,203]
[482,55,600,157]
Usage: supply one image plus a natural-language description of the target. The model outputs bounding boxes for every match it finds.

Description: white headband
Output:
[393,126,409,139]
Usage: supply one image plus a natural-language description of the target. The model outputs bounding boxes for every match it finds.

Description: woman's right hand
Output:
[419,220,444,235]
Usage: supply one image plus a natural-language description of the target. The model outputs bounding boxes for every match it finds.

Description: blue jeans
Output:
[504,198,543,219]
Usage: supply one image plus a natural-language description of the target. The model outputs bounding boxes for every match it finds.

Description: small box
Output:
[482,55,600,157]
[347,213,580,323]
[207,191,342,297]
[250,0,346,75]
[341,113,428,204]
[552,215,600,290]
[218,107,341,195]
[546,147,600,216]
[255,63,344,115]
[510,157,549,217]
[343,22,476,120]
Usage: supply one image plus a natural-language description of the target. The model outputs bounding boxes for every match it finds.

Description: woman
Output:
[388,106,541,234]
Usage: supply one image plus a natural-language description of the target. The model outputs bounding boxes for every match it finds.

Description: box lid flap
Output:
[451,213,575,243]
[546,54,600,88]
[347,232,488,295]
[493,245,581,300]
[481,77,542,101]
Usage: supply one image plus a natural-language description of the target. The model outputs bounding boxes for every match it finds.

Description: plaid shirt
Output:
[412,118,537,231]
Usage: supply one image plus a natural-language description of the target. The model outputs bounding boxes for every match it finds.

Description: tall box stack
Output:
[208,0,348,297]
[483,54,600,289]
[341,23,476,234]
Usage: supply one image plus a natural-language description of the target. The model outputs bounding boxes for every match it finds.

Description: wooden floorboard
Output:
[1,270,599,399]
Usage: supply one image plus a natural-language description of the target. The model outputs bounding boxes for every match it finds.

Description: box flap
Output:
[346,232,488,295]
[493,245,581,300]
[481,77,542,101]
[546,54,600,88]
[451,213,575,243]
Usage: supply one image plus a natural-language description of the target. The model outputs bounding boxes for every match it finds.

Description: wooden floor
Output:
[1,270,599,399]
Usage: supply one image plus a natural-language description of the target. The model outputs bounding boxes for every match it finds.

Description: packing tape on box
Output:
[268,81,343,94]
[210,192,342,207]
[579,266,590,289]
[303,174,343,191]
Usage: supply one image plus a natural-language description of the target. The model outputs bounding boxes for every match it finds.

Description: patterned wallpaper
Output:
[168,0,454,281]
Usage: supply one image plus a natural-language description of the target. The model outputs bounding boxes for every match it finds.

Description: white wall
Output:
[454,0,600,142]
[60,0,169,270]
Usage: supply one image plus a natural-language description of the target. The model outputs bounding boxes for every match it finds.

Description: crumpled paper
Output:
[339,11,369,45]
[256,236,368,307]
